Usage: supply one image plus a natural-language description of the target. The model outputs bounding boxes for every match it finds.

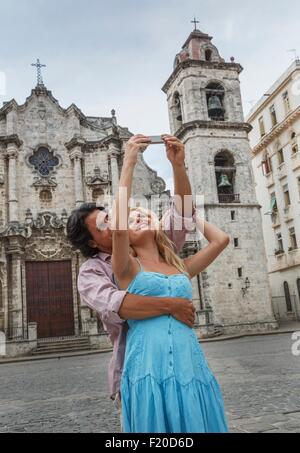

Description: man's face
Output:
[85,209,113,255]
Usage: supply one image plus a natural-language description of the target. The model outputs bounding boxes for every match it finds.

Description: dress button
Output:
[169,362,173,367]
[169,350,173,354]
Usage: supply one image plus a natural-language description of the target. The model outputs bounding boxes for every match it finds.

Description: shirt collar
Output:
[97,251,112,262]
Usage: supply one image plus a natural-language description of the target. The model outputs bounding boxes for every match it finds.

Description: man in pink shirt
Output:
[66,135,196,408]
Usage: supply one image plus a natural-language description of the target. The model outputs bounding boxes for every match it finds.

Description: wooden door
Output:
[26,261,75,339]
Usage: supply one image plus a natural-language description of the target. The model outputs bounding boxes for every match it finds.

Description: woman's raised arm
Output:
[184,215,230,279]
[111,135,151,281]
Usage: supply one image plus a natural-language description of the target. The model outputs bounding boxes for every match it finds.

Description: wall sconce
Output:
[241,277,250,297]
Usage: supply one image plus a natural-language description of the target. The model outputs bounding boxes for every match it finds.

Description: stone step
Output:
[32,345,92,355]
[33,337,92,355]
[37,338,89,347]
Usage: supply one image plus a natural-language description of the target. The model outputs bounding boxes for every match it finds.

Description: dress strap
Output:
[135,257,144,272]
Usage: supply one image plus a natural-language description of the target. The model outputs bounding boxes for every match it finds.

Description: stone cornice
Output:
[65,136,86,151]
[162,59,243,93]
[0,134,23,148]
[251,105,300,155]
[175,119,252,139]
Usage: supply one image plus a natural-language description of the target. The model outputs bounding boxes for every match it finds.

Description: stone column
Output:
[5,143,19,223]
[6,238,24,332]
[69,147,84,207]
[109,145,120,197]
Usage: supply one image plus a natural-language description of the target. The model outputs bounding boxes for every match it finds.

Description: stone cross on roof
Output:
[191,17,200,31]
[31,58,47,86]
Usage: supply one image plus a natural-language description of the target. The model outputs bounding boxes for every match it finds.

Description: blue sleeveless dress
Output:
[120,259,229,433]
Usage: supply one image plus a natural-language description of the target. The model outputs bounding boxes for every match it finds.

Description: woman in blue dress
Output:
[110,134,230,433]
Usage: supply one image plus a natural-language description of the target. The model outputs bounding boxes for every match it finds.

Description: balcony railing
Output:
[218,193,240,204]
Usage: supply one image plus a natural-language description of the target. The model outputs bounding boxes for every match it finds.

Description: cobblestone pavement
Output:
[0,332,299,433]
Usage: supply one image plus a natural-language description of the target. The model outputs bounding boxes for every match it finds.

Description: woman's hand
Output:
[162,134,185,168]
[124,134,151,166]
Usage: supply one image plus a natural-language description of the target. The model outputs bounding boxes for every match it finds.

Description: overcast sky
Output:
[0,0,299,191]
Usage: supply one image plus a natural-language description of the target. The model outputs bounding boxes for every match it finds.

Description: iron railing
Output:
[6,326,28,341]
[218,193,240,204]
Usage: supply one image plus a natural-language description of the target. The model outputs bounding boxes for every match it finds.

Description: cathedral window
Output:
[206,83,225,121]
[29,146,59,176]
[39,189,52,203]
[92,188,104,204]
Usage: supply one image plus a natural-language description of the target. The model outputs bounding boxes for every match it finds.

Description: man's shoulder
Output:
[79,254,107,273]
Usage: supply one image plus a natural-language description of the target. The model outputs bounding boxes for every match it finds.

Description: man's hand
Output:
[162,134,185,168]
[169,298,196,328]
[124,134,151,166]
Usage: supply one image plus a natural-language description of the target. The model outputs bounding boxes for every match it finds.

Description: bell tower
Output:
[162,24,278,334]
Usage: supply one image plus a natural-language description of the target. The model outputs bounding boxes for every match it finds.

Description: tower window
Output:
[206,83,225,121]
[173,92,183,124]
[238,268,243,278]
[205,49,213,62]
[234,238,239,247]
[215,151,238,203]
[231,211,236,221]
[270,105,278,128]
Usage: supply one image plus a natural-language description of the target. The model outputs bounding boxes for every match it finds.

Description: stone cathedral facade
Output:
[0,84,169,355]
[162,27,278,334]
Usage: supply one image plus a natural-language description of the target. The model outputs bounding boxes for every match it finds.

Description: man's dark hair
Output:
[66,203,105,258]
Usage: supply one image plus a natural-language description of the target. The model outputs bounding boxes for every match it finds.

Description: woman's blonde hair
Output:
[129,207,187,274]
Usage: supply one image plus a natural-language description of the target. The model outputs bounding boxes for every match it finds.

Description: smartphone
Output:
[148,135,165,145]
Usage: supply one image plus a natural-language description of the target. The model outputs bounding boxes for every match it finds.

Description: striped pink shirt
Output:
[77,203,195,401]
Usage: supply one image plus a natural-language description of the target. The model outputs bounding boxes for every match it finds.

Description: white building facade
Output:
[247,60,300,321]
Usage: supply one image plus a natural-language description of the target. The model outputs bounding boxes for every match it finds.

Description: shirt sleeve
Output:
[78,264,127,326]
[161,200,196,254]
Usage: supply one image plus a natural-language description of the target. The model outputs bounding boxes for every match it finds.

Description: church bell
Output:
[208,95,224,118]
[218,174,232,188]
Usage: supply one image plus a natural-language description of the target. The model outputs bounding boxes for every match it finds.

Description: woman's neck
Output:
[133,239,162,263]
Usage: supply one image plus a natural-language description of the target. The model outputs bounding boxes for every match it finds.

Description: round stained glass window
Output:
[29,147,59,176]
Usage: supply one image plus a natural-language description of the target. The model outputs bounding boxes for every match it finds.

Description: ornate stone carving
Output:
[32,176,58,189]
[85,166,110,187]
[25,237,73,261]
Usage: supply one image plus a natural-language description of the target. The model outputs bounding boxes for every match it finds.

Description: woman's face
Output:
[128,209,158,245]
